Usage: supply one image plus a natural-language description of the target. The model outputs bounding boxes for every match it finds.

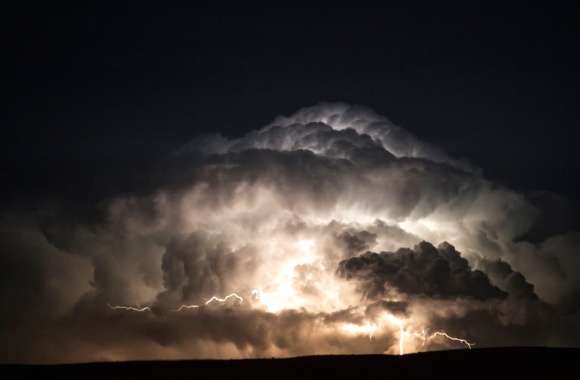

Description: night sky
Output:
[6,3,580,203]
[3,4,580,364]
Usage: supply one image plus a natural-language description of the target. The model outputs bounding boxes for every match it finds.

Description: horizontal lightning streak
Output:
[174,304,200,311]
[107,303,151,312]
[108,297,472,354]
[110,293,244,313]
[205,293,244,305]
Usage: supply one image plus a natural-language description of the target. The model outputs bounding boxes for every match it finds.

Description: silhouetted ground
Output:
[2,347,579,379]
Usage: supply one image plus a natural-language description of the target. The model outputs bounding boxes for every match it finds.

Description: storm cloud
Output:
[337,241,507,301]
[1,103,579,363]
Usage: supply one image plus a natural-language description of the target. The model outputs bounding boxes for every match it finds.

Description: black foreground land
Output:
[2,347,579,379]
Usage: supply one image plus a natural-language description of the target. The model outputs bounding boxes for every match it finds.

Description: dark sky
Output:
[5,3,580,204]
[4,5,580,363]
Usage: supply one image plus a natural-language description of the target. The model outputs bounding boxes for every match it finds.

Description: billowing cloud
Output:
[1,102,579,363]
[337,241,507,300]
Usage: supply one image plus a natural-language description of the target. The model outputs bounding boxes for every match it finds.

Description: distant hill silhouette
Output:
[3,347,579,379]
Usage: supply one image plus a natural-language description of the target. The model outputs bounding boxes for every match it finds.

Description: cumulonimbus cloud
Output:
[1,102,579,363]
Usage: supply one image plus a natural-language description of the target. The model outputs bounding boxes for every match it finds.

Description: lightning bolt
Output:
[426,331,474,349]
[109,292,244,313]
[398,326,474,354]
[107,303,151,312]
[205,293,244,305]
[343,312,474,355]
[173,304,200,312]
[173,293,245,312]
[399,324,406,355]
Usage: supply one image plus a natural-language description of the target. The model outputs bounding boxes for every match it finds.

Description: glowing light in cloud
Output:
[340,311,474,355]
[341,322,380,339]
[296,238,315,256]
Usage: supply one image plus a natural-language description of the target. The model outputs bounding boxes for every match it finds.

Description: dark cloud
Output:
[476,258,538,301]
[333,229,378,257]
[0,216,92,325]
[338,241,506,301]
[157,232,259,308]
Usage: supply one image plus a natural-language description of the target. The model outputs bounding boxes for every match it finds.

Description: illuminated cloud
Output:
[1,102,579,363]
